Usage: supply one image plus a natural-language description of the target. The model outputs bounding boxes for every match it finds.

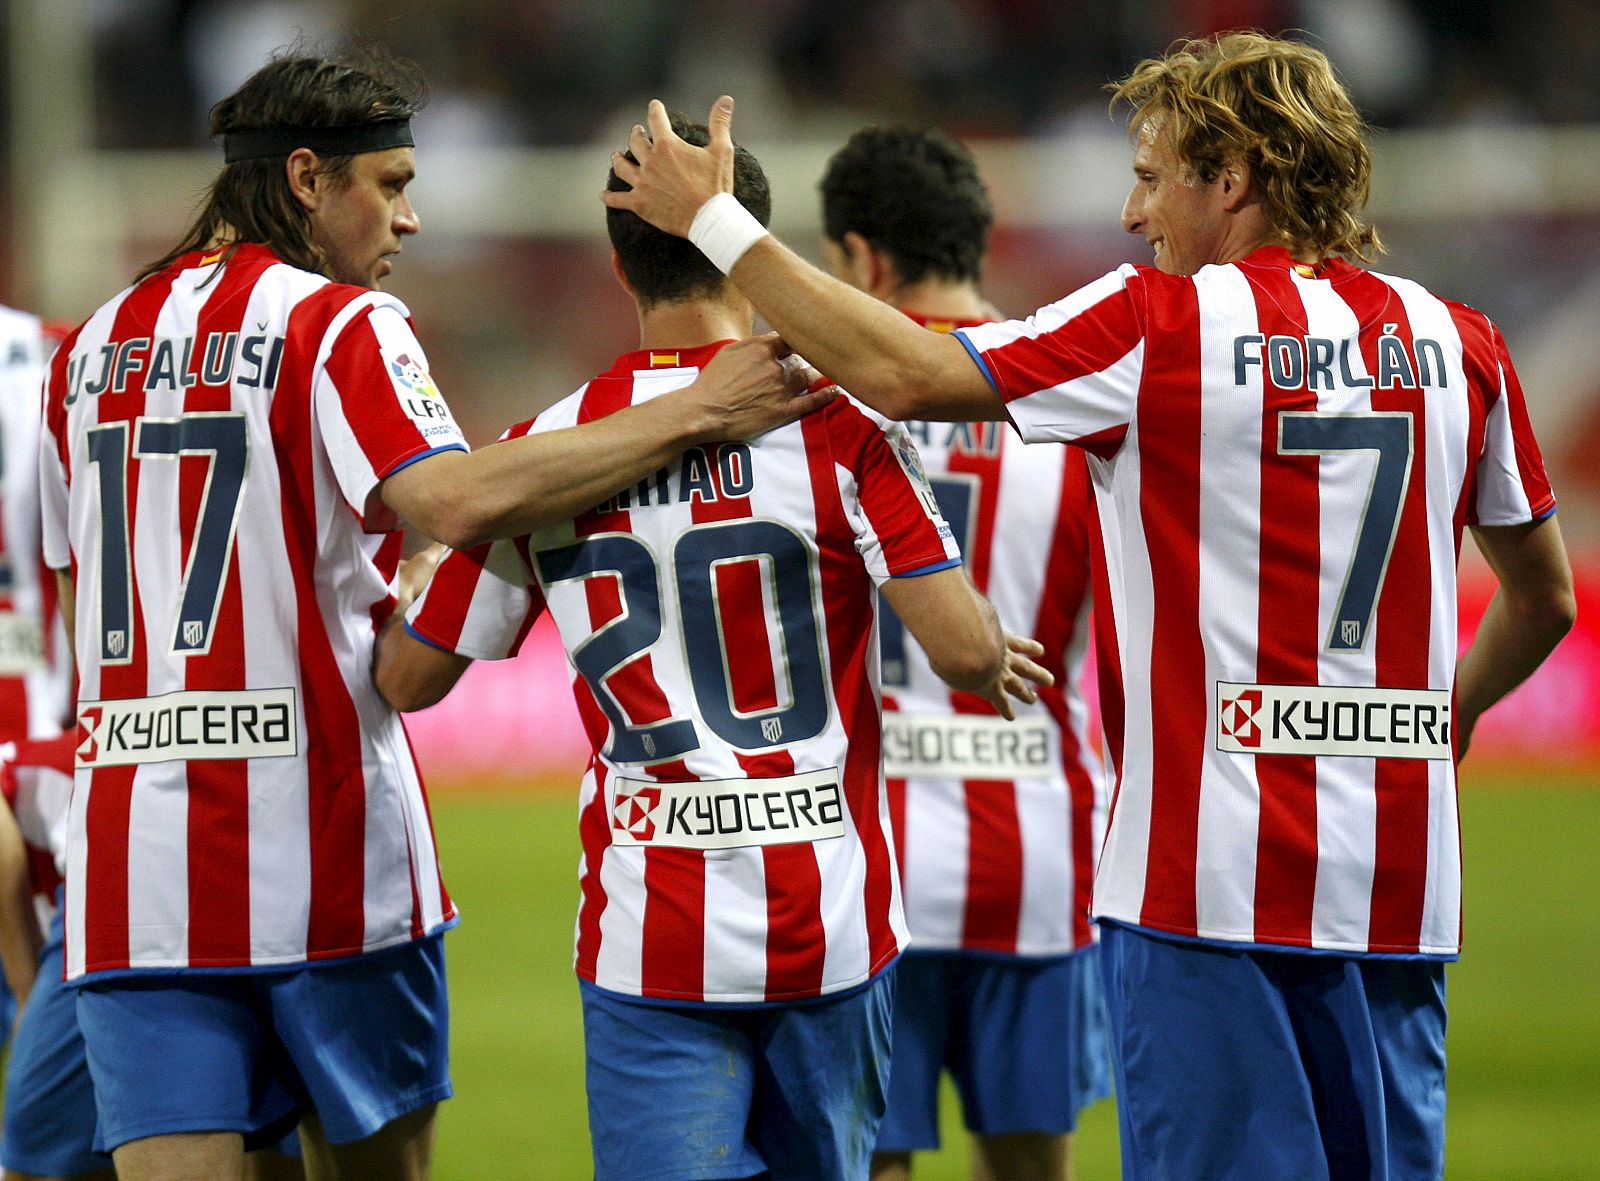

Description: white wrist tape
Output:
[688,192,768,275]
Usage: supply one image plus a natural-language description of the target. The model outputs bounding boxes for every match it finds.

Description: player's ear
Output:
[286,149,322,212]
[840,231,883,293]
[609,248,635,297]
[1218,155,1253,211]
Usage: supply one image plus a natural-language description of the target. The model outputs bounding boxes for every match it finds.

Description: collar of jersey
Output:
[183,241,278,272]
[607,339,737,376]
[1238,243,1356,281]
[899,308,993,333]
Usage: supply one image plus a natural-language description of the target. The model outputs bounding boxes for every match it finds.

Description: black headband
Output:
[221,118,414,163]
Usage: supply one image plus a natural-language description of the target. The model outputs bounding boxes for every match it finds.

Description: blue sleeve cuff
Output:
[952,329,1001,397]
[403,620,456,653]
[1534,503,1558,522]
[385,442,468,479]
[891,557,962,579]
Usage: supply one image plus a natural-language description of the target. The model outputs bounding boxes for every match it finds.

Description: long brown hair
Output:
[1109,32,1382,261]
[137,46,426,282]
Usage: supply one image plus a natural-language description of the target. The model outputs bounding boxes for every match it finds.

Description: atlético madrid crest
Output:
[389,353,441,399]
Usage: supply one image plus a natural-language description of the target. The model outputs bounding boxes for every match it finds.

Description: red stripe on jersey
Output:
[802,411,899,975]
[270,295,370,958]
[81,270,177,972]
[957,726,1023,952]
[1342,272,1434,951]
[717,560,780,713]
[990,284,1144,402]
[1088,507,1124,787]
[1247,269,1322,945]
[883,682,908,875]
[945,424,1002,592]
[1035,451,1099,946]
[1134,280,1208,935]
[573,689,614,982]
[183,259,259,964]
[576,758,617,979]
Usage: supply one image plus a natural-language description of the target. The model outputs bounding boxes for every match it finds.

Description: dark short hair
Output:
[605,113,771,305]
[819,126,993,286]
[138,44,427,282]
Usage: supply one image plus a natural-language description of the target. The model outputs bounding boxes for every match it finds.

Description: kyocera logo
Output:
[611,785,661,842]
[1218,690,1263,748]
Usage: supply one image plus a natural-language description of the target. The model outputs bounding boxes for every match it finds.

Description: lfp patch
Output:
[389,352,441,400]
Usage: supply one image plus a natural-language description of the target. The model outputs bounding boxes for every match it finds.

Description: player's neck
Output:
[635,298,753,351]
[887,278,998,323]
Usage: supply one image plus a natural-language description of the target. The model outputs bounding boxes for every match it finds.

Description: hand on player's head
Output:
[602,98,737,238]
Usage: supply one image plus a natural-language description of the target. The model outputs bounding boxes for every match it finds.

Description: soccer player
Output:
[38,49,826,1181]
[0,305,72,742]
[604,32,1578,1180]
[0,746,300,1181]
[818,127,1109,1181]
[377,114,1051,1181]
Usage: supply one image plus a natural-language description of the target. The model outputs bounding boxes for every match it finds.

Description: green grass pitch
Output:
[430,770,1600,1179]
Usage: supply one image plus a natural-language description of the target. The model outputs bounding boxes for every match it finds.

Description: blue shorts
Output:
[2,909,113,1177]
[76,933,452,1153]
[875,946,1111,1151]
[580,971,895,1181]
[1099,922,1447,1181]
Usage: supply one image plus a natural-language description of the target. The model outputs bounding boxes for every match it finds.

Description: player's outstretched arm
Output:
[604,98,1002,424]
[0,796,42,1011]
[380,334,832,550]
[1456,515,1576,758]
[882,568,1052,720]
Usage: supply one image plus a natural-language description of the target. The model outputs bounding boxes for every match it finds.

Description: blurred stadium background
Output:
[2,0,1596,1176]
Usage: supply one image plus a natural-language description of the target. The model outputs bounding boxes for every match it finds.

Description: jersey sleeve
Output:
[314,303,470,532]
[955,265,1146,450]
[830,398,961,587]
[1469,324,1556,526]
[39,326,73,571]
[406,538,545,661]
[406,414,548,659]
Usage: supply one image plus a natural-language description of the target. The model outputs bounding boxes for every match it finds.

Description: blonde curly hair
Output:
[1109,31,1382,261]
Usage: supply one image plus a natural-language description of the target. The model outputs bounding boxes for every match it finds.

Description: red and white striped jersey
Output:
[883,311,1105,958]
[956,246,1556,958]
[1,734,76,930]
[410,342,960,1003]
[39,243,464,980]
[0,306,71,739]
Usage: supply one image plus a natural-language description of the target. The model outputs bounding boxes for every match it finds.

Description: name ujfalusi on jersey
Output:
[1216,682,1451,760]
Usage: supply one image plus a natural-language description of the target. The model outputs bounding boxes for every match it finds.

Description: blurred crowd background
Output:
[3,0,1600,548]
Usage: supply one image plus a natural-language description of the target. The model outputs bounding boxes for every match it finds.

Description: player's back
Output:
[508,343,956,1003]
[41,243,458,978]
[962,245,1554,958]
